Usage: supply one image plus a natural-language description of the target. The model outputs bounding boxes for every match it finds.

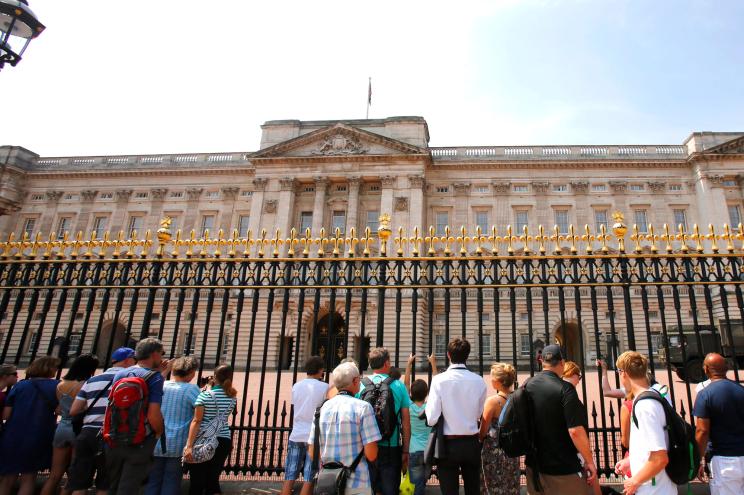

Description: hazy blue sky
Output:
[3,0,742,156]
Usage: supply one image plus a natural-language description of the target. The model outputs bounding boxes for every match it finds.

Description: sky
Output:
[2,0,743,157]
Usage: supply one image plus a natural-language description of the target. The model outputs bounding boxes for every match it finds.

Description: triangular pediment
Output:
[251,123,428,159]
[705,134,744,155]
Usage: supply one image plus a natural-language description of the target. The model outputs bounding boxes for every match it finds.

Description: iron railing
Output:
[1,212,743,480]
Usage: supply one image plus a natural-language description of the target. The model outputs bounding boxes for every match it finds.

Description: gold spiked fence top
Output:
[1,212,744,261]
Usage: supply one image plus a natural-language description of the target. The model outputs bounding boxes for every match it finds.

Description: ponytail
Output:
[214,364,237,398]
[221,378,237,398]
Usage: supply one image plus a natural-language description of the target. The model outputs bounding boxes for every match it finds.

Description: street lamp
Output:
[0,0,45,70]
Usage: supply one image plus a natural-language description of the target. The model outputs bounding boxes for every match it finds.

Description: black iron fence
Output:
[1,214,743,480]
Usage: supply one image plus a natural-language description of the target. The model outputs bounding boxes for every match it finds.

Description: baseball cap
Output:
[542,344,563,363]
[111,347,135,363]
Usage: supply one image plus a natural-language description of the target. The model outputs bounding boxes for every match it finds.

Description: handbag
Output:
[188,390,228,464]
[312,405,365,495]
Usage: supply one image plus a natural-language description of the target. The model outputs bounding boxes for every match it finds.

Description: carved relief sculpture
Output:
[264,199,278,213]
[394,197,409,212]
[313,133,368,155]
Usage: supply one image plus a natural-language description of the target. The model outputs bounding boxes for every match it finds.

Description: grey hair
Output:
[331,362,360,390]
[171,356,199,377]
[135,337,164,361]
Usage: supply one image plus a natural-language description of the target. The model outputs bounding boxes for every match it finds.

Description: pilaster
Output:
[147,188,169,232]
[408,175,426,235]
[74,190,99,234]
[182,187,203,234]
[39,190,63,234]
[379,175,396,225]
[219,187,240,233]
[275,178,297,244]
[248,178,268,240]
[345,176,362,236]
[311,177,329,235]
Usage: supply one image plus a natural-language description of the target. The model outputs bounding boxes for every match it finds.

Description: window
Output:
[170,191,184,198]
[68,333,82,355]
[648,310,659,320]
[728,205,742,227]
[92,216,107,239]
[634,209,648,233]
[135,192,149,199]
[31,194,44,201]
[303,186,315,193]
[205,191,220,199]
[436,211,449,236]
[200,215,215,236]
[519,312,528,321]
[22,218,36,237]
[435,313,447,322]
[630,184,644,192]
[673,209,688,231]
[127,216,143,237]
[669,184,683,192]
[221,332,230,358]
[475,211,489,233]
[553,184,568,192]
[366,211,379,233]
[28,332,39,352]
[519,334,531,356]
[369,185,381,192]
[240,190,253,198]
[435,186,449,193]
[434,334,447,356]
[650,333,663,354]
[64,193,79,201]
[555,210,569,234]
[238,215,250,237]
[300,212,313,233]
[515,211,529,232]
[56,217,72,239]
[183,334,196,355]
[594,209,609,232]
[605,311,616,319]
[724,180,738,187]
[591,184,607,192]
[474,186,489,193]
[331,210,346,234]
[481,333,492,356]
[336,185,347,192]
[513,185,529,193]
[99,192,113,200]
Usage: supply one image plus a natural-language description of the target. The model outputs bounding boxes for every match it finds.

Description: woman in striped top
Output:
[183,364,237,495]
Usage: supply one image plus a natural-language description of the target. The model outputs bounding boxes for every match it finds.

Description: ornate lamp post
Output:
[0,0,45,70]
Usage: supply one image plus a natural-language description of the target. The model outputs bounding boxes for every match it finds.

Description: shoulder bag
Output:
[188,390,228,464]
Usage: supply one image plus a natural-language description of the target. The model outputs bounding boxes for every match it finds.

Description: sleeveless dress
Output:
[52,393,76,447]
[480,395,520,495]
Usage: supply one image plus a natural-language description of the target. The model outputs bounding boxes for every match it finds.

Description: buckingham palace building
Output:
[1,116,744,372]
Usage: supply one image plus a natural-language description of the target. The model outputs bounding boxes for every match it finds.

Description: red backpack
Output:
[102,370,157,448]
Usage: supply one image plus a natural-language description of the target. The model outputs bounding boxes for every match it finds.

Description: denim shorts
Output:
[284,441,315,481]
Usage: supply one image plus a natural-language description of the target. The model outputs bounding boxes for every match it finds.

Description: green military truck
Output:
[659,320,744,383]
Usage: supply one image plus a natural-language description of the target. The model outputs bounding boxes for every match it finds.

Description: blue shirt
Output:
[409,402,430,453]
[194,385,236,439]
[155,381,200,457]
[112,365,165,405]
[357,374,410,447]
[693,379,744,457]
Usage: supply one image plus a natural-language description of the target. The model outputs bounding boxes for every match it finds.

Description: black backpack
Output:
[359,376,398,441]
[632,391,700,485]
[497,378,535,458]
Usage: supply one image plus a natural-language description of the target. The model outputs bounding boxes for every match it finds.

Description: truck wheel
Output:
[685,359,706,383]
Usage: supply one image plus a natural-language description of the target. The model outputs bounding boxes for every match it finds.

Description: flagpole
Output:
[366,76,371,119]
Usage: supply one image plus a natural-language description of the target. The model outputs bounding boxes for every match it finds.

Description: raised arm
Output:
[597,359,625,399]
[404,354,416,391]
[428,353,439,376]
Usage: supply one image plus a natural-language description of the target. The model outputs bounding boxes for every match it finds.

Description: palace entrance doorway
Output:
[554,322,583,363]
[312,312,346,371]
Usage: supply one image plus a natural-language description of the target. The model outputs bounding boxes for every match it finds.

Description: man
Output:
[145,355,200,495]
[280,356,329,495]
[597,358,672,405]
[67,347,137,495]
[525,344,596,495]
[358,347,411,495]
[106,338,169,495]
[614,351,674,495]
[425,338,487,495]
[308,361,381,495]
[693,353,744,495]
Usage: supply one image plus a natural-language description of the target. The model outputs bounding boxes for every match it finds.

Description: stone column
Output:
[74,190,98,234]
[39,190,63,235]
[248,178,267,239]
[345,176,362,235]
[695,173,728,229]
[609,181,629,218]
[408,175,426,234]
[219,187,240,233]
[531,182,551,227]
[379,175,396,221]
[276,178,297,239]
[646,181,668,228]
[492,182,511,229]
[453,182,471,230]
[311,176,329,235]
[109,189,133,235]
[569,181,589,229]
[181,187,203,234]
[147,188,169,232]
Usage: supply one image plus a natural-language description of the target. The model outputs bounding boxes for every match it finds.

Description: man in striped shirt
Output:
[67,347,136,495]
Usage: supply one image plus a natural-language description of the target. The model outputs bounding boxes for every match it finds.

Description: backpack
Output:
[359,376,398,441]
[632,391,700,485]
[102,370,157,448]
[496,379,535,458]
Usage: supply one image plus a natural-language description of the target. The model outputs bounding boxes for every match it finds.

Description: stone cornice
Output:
[251,153,429,166]
[26,167,255,180]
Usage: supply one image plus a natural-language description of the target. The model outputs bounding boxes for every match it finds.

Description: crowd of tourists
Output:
[0,336,743,495]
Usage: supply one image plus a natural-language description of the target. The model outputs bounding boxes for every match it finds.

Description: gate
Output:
[1,213,743,481]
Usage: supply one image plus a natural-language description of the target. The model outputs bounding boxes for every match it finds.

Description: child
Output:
[403,354,438,495]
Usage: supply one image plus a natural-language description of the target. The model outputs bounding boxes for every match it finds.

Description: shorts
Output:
[52,421,76,448]
[284,441,316,481]
[66,427,109,491]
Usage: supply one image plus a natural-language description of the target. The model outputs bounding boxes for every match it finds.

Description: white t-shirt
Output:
[289,378,329,443]
[694,379,711,394]
[619,383,673,406]
[629,390,677,495]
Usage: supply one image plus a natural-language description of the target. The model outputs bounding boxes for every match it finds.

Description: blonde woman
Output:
[479,363,519,495]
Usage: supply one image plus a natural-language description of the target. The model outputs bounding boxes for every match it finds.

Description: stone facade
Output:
[1,117,744,369]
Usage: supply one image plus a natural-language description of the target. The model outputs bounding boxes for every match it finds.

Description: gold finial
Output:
[708,224,719,254]
[362,227,373,257]
[157,217,172,257]
[410,226,422,256]
[612,211,627,252]
[378,213,392,256]
[288,228,298,257]
[584,225,593,254]
[458,226,468,256]
[395,227,406,256]
[347,227,358,257]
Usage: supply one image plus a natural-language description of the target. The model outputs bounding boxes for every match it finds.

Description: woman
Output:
[0,356,61,495]
[479,362,519,495]
[41,353,99,495]
[562,361,602,495]
[183,364,238,495]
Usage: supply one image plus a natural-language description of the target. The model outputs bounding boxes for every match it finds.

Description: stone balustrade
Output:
[430,144,687,160]
[33,152,252,170]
